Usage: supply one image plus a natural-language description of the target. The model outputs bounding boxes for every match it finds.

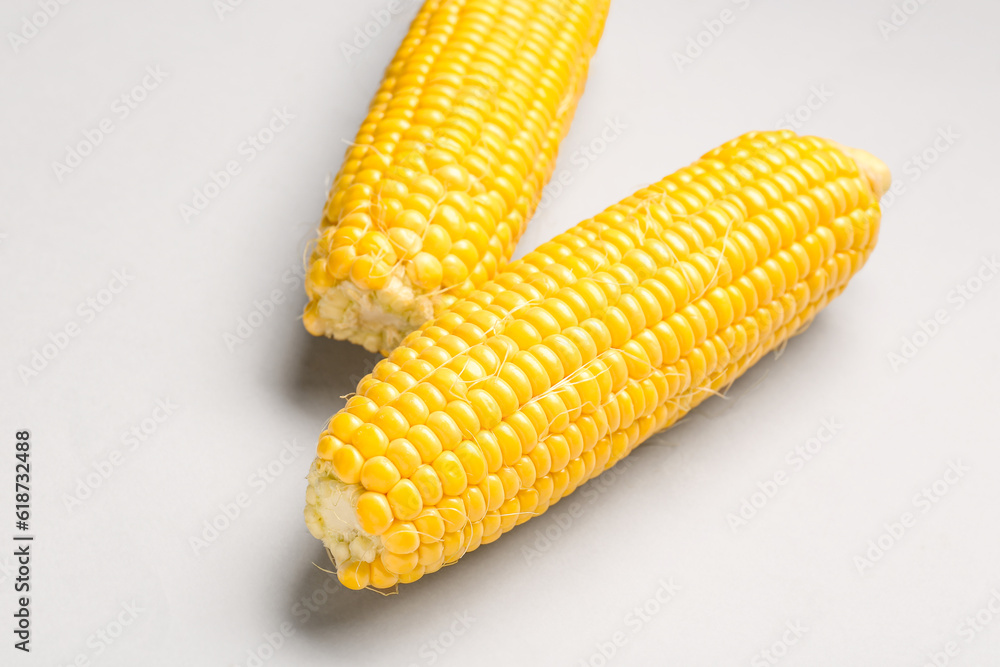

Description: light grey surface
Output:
[2,0,999,665]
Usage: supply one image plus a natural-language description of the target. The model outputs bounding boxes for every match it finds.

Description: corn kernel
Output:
[356,492,394,535]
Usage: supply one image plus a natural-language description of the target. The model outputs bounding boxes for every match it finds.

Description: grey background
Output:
[2,0,999,665]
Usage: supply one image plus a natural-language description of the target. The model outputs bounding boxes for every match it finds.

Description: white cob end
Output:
[307,267,435,354]
[304,460,381,569]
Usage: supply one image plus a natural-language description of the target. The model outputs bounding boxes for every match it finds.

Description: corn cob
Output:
[304,130,891,590]
[303,0,611,353]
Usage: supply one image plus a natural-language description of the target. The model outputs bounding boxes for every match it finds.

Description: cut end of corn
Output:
[304,461,384,588]
[302,0,612,354]
[304,265,434,354]
[304,130,889,590]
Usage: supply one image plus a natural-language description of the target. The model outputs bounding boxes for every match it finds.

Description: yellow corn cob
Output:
[303,0,611,353]
[304,130,891,590]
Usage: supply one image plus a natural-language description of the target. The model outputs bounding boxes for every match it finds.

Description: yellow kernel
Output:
[353,423,389,458]
[497,363,532,405]
[390,393,429,426]
[528,441,552,478]
[370,406,408,441]
[382,521,421,554]
[547,335,582,378]
[581,318,612,354]
[494,422,522,466]
[407,424,443,463]
[516,488,539,524]
[603,308,632,348]
[368,559,398,590]
[572,368,602,413]
[418,541,444,566]
[438,497,468,532]
[329,412,363,442]
[391,221,426,253]
[316,434,343,460]
[389,480,423,524]
[431,204,465,240]
[332,445,364,484]
[520,401,550,438]
[512,456,537,489]
[408,252,443,290]
[326,246,356,280]
[365,381,400,407]
[446,400,481,438]
[337,561,370,590]
[422,225,452,258]
[506,320,542,351]
[466,392,502,432]
[385,370,417,394]
[530,345,565,387]
[426,411,463,451]
[498,497,520,532]
[380,549,419,575]
[428,368,465,401]
[345,395,378,421]
[538,392,569,434]
[385,439,421,477]
[357,231,396,262]
[433,451,468,496]
[546,435,571,471]
[442,530,465,558]
[350,255,391,290]
[506,411,539,455]
[411,464,444,505]
[462,486,487,523]
[441,255,470,286]
[455,440,488,485]
[394,208,429,234]
[435,164,472,192]
[414,509,445,545]
[356,492,394,535]
[361,456,401,493]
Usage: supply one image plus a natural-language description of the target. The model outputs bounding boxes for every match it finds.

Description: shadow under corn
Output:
[281,325,382,422]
